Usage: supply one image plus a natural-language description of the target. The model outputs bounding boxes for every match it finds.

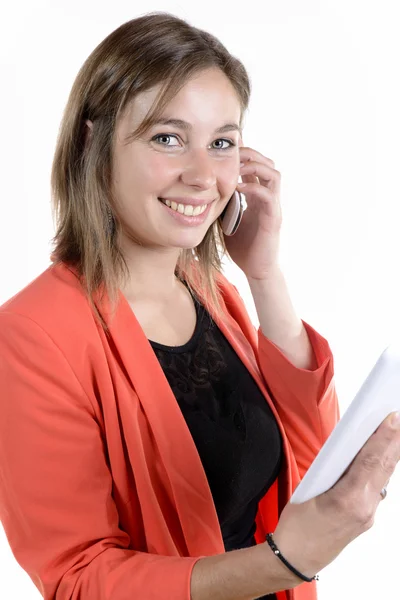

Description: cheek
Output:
[221,162,240,190]
[133,154,177,190]
[148,155,177,180]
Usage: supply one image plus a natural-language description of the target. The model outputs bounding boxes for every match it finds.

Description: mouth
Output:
[157,197,212,225]
[158,198,208,216]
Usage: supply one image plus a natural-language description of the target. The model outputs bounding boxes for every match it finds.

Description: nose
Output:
[180,150,216,190]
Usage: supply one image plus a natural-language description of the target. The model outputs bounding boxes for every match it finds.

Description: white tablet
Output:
[290,342,400,504]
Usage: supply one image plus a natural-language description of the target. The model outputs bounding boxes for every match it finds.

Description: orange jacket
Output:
[0,261,339,600]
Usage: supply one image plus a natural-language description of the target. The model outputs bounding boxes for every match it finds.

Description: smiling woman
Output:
[0,10,342,600]
[48,14,251,334]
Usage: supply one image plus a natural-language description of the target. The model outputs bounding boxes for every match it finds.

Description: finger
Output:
[239,146,275,168]
[236,182,282,222]
[240,172,258,186]
[240,160,258,185]
[343,413,400,498]
[240,160,281,192]
[236,181,278,204]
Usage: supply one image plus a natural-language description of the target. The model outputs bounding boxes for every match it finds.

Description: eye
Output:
[211,139,236,150]
[152,134,180,146]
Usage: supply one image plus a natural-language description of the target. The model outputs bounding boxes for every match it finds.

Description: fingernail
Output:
[390,412,400,428]
[240,162,245,167]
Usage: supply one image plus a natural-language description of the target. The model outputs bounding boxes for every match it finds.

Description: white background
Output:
[1,0,400,598]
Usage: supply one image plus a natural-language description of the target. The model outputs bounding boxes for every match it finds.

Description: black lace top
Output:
[148,280,283,600]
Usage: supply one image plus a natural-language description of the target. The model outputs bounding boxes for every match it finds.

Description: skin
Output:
[87,67,244,305]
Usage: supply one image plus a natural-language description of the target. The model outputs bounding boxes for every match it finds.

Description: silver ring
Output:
[380,487,388,500]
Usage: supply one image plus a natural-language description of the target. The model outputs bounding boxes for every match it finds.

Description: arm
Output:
[191,542,302,600]
[0,311,302,600]
[0,312,197,599]
[247,268,318,371]
[227,273,340,479]
[257,317,340,478]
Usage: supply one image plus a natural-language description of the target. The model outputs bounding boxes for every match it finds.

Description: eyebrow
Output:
[150,117,242,134]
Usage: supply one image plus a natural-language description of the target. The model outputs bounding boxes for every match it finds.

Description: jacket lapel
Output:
[75,265,292,558]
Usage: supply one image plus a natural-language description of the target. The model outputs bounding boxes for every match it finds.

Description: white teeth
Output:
[160,199,207,216]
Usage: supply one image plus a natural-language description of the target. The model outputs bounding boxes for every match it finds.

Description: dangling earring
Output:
[106,206,115,236]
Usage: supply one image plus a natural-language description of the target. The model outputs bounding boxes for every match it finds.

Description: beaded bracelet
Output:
[265,533,319,583]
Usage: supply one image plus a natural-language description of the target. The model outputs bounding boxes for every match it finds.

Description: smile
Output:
[158,198,208,216]
[157,197,213,226]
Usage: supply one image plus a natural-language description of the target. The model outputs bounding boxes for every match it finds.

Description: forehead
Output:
[122,68,242,130]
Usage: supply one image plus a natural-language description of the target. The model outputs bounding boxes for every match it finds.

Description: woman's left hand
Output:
[223,145,283,281]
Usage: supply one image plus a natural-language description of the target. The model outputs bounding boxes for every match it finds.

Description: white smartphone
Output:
[290,342,400,504]
[219,190,244,236]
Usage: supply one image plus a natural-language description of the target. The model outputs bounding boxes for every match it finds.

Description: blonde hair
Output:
[49,11,251,334]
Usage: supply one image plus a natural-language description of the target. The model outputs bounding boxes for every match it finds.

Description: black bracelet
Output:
[265,533,319,583]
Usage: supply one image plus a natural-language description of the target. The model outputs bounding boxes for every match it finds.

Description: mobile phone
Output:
[219,190,244,236]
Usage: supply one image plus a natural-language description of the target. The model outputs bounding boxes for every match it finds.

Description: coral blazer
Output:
[0,261,339,600]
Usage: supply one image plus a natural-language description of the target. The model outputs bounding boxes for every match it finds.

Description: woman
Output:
[0,12,398,600]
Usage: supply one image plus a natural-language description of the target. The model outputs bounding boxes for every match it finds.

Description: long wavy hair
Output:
[49,11,251,334]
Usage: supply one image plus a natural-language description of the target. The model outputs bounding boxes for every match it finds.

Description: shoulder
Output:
[0,261,99,356]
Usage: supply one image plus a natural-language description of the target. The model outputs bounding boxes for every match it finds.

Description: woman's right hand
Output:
[270,411,400,581]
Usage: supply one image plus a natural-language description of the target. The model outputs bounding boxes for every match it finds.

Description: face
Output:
[109,67,243,252]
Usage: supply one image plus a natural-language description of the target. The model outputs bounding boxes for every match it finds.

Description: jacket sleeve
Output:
[0,312,200,600]
[257,320,340,479]
[227,281,340,479]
